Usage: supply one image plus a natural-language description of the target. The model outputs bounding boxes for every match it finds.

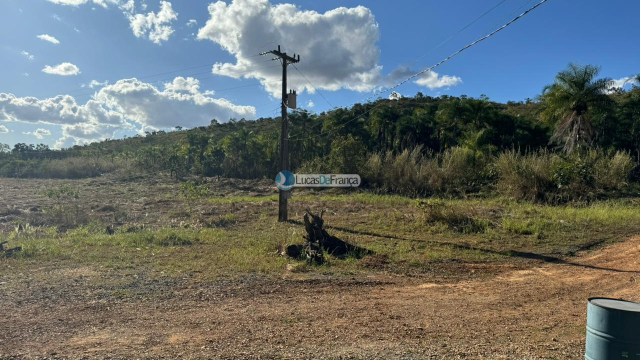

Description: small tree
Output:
[541,63,613,153]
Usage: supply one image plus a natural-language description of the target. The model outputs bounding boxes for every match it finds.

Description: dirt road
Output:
[2,236,640,359]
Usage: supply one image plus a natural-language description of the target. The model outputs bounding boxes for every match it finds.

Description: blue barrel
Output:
[586,297,640,360]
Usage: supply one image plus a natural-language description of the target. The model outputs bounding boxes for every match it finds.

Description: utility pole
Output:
[261,45,299,222]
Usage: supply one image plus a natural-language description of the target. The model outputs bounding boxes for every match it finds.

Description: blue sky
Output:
[0,0,638,148]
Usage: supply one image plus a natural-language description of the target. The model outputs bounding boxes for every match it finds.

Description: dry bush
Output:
[593,151,635,189]
[494,150,559,201]
[363,146,483,196]
[416,198,490,233]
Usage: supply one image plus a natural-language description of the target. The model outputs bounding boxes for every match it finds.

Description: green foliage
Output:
[179,181,210,213]
[41,185,87,229]
[495,149,636,202]
[363,146,484,196]
[417,198,490,233]
[1,63,639,205]
[540,63,613,153]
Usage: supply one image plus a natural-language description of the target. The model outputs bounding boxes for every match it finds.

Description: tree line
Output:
[1,63,639,200]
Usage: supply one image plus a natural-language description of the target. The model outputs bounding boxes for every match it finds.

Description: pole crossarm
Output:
[264,45,300,64]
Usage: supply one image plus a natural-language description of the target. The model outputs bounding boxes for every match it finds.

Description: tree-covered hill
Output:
[1,64,639,201]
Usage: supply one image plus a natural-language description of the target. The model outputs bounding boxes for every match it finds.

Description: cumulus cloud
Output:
[24,128,52,140]
[386,65,462,91]
[607,76,639,93]
[197,0,382,97]
[37,34,60,44]
[46,0,176,44]
[88,80,110,89]
[186,19,197,27]
[163,77,200,94]
[0,76,255,147]
[306,100,314,108]
[415,72,463,90]
[389,91,402,100]
[125,1,178,44]
[0,125,8,134]
[42,62,81,76]
[96,77,254,129]
[21,51,35,60]
[45,0,119,7]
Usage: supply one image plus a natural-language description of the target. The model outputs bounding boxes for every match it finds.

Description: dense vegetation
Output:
[1,64,639,202]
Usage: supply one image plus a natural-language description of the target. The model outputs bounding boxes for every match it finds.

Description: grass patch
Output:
[2,193,640,278]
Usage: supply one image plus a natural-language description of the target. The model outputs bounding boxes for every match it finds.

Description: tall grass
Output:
[363,146,486,196]
[0,157,131,179]
[363,146,636,202]
[494,149,636,202]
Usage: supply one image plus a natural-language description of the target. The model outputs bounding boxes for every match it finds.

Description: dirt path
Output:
[2,237,640,359]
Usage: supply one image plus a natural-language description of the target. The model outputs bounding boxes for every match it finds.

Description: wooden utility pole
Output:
[262,45,299,222]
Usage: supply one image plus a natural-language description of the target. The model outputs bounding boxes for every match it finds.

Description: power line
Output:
[360,0,552,106]
[288,0,552,141]
[291,63,334,109]
[407,0,509,68]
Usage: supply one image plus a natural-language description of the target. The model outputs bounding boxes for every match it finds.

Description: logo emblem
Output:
[275,170,295,191]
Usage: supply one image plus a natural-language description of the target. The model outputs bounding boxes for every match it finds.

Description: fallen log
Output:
[0,241,22,257]
[285,210,373,264]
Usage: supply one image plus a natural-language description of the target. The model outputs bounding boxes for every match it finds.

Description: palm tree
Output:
[541,63,613,153]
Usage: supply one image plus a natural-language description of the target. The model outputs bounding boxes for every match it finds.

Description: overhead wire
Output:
[291,63,334,109]
[288,0,553,141]
[406,0,509,68]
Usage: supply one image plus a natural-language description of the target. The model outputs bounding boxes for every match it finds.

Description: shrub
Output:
[416,198,489,233]
[495,149,636,202]
[494,150,559,201]
[0,157,126,179]
[363,146,485,196]
[593,151,635,189]
[41,185,87,229]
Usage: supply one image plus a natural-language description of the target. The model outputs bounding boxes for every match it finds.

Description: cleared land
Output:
[1,174,639,359]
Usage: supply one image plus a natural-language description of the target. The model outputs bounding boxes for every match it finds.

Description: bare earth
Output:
[2,234,639,359]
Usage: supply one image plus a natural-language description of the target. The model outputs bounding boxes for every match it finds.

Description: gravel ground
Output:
[1,236,639,359]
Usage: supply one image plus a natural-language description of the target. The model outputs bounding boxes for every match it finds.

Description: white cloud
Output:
[96,77,255,129]
[306,100,314,108]
[389,91,402,100]
[186,19,197,27]
[120,0,134,13]
[23,73,30,77]
[414,71,463,90]
[21,51,35,60]
[24,128,52,140]
[89,80,110,89]
[42,62,81,76]
[0,76,255,147]
[37,34,61,44]
[125,1,178,45]
[0,93,123,126]
[0,125,8,134]
[608,76,639,93]
[197,0,382,97]
[163,77,200,94]
[385,66,462,91]
[45,0,119,7]
[46,1,177,44]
